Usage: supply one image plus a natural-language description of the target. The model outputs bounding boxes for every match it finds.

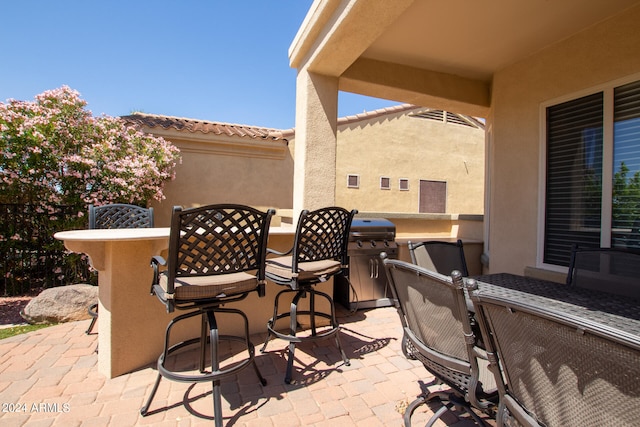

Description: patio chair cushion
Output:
[159,271,258,301]
[266,256,341,282]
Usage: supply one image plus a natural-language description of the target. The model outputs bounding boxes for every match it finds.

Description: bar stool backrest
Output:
[292,207,356,271]
[166,204,273,288]
[89,203,154,229]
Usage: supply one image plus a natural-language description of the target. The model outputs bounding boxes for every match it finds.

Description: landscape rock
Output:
[21,284,98,324]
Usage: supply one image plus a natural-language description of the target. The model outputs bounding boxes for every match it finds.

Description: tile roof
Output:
[122,104,483,143]
[122,113,290,142]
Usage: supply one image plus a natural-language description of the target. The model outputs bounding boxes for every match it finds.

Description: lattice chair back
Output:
[382,258,496,424]
[164,204,273,301]
[567,244,640,300]
[89,203,154,229]
[408,239,469,277]
[469,286,640,427]
[292,207,355,269]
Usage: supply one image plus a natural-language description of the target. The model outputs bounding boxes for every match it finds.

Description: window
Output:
[347,174,359,189]
[399,178,409,191]
[380,176,391,190]
[544,78,640,267]
[419,180,446,213]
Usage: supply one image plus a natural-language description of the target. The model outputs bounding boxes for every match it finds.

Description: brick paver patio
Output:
[0,306,493,426]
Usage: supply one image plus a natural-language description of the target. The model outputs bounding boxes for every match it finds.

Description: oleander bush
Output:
[0,86,181,295]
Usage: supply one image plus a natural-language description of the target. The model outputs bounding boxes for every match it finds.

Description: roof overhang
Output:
[290,0,640,117]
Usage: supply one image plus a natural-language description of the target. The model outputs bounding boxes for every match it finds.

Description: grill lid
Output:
[349,218,395,241]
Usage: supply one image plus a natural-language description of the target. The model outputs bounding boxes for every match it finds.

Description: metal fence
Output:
[0,203,96,296]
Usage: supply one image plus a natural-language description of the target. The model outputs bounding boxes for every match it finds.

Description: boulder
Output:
[21,284,98,324]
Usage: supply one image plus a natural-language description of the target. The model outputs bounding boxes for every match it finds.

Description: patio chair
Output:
[381,257,497,426]
[566,244,640,300]
[140,204,274,426]
[86,203,155,334]
[260,206,357,384]
[408,239,469,277]
[468,279,640,426]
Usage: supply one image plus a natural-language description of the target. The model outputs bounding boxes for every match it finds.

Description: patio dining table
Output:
[470,272,640,346]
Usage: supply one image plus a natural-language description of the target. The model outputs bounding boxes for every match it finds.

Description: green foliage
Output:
[0,86,181,294]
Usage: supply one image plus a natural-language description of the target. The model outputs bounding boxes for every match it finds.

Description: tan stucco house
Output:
[288,0,640,282]
[125,104,485,227]
[334,104,484,215]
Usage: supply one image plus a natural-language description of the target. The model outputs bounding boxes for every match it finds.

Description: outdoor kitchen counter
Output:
[55,224,309,379]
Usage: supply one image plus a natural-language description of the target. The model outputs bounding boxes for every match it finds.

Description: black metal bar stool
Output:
[260,206,357,384]
[140,204,274,426]
[86,203,154,335]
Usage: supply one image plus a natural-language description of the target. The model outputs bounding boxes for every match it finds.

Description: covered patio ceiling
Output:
[289,0,639,117]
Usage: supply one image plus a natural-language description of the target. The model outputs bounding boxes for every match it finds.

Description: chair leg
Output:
[313,288,350,367]
[141,307,265,422]
[284,290,305,384]
[206,310,224,427]
[404,390,488,427]
[86,303,98,335]
[140,372,162,416]
[261,289,286,354]
[200,313,207,373]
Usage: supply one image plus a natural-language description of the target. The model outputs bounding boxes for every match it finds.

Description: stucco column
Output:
[293,69,339,218]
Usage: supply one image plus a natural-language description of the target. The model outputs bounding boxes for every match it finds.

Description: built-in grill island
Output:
[335,218,398,310]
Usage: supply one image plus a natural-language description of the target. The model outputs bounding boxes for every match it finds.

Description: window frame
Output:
[538,73,640,272]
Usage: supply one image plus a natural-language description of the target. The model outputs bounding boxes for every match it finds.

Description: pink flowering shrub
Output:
[0,87,180,294]
[0,86,180,210]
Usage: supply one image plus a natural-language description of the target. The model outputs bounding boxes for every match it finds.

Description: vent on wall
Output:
[347,174,360,188]
[410,109,483,129]
[380,177,391,190]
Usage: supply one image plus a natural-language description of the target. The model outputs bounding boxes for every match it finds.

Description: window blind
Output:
[612,80,640,248]
[545,92,603,266]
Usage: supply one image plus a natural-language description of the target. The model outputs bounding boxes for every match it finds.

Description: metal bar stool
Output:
[260,206,357,384]
[140,204,274,426]
[86,203,154,335]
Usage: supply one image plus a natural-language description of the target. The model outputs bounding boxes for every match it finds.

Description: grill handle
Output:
[350,231,395,240]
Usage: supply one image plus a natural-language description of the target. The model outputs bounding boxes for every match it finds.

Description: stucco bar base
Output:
[56,226,335,379]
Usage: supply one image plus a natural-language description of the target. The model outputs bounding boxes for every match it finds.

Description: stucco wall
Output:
[489,3,640,275]
[150,134,294,226]
[334,109,485,214]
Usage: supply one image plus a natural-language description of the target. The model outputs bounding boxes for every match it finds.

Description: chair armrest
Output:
[150,256,167,294]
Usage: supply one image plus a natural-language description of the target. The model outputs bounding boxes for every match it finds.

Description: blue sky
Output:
[0,1,399,130]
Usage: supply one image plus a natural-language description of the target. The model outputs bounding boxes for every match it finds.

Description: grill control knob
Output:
[356,240,363,248]
[383,240,390,247]
[370,240,377,247]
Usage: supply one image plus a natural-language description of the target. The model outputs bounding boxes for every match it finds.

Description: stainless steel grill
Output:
[335,218,398,310]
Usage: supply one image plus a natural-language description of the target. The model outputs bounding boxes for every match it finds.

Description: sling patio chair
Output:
[382,257,497,426]
[468,278,640,426]
[566,244,640,300]
[408,239,469,277]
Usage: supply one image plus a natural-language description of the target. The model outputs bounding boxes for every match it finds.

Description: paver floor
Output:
[0,306,494,426]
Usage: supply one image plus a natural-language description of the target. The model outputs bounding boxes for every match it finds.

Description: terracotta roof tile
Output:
[122,113,289,142]
[122,104,483,143]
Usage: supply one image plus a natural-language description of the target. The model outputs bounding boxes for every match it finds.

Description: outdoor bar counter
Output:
[54,223,316,379]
